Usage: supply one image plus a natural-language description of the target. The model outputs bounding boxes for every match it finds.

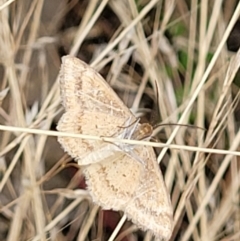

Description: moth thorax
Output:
[133,123,153,140]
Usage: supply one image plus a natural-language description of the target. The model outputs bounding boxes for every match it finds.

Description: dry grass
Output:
[0,0,240,241]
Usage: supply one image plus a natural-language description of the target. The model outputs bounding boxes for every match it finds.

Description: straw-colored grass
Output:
[0,0,240,240]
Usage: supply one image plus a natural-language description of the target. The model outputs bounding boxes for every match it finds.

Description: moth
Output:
[57,55,173,240]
